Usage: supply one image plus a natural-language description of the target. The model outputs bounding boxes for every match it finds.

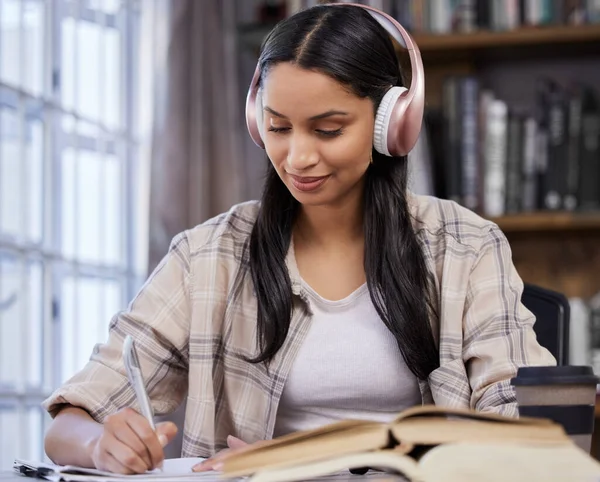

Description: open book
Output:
[221,405,600,482]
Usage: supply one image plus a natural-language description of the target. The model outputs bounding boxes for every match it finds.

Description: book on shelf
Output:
[281,0,600,33]
[424,75,600,218]
[591,292,600,377]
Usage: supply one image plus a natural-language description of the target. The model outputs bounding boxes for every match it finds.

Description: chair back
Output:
[522,283,570,366]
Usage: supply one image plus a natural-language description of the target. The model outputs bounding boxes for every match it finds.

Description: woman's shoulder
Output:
[184,200,261,254]
[407,192,501,250]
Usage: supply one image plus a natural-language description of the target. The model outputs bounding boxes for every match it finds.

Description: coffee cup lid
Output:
[510,365,600,386]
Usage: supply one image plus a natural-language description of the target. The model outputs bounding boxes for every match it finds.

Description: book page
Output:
[392,404,553,425]
[223,424,391,477]
[418,443,600,482]
[248,451,421,482]
[390,416,567,447]
[246,419,380,451]
[161,457,206,474]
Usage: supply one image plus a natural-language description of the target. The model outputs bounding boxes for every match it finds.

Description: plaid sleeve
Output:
[42,232,192,423]
[462,226,557,417]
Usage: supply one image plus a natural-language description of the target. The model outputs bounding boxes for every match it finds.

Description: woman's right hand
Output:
[87,407,178,474]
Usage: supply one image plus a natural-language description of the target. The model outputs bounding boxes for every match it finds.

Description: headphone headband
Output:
[245,2,425,157]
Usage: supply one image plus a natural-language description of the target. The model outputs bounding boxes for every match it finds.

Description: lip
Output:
[288,174,330,192]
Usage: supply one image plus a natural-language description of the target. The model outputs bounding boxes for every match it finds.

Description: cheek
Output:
[264,139,286,169]
[324,139,367,164]
[323,130,372,171]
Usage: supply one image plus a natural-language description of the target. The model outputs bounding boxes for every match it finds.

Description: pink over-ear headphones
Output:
[245,2,425,158]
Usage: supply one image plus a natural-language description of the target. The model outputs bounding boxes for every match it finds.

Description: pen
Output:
[123,335,156,431]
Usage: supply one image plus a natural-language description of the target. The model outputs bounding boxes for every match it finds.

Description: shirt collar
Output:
[285,235,304,297]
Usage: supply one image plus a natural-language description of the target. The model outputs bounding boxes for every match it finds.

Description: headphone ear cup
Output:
[373,86,408,157]
[255,90,265,142]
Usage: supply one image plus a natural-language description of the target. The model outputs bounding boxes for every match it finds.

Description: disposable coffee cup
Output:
[511,366,599,453]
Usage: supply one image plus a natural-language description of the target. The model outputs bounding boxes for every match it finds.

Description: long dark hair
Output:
[246,5,439,380]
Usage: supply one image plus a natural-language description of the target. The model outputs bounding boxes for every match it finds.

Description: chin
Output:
[295,197,334,207]
[286,185,337,206]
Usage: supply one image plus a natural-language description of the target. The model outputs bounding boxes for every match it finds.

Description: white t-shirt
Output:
[273,280,422,437]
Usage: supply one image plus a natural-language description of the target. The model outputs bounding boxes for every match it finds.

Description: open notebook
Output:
[13,457,218,482]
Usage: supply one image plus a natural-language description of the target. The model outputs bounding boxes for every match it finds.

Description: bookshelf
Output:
[490,212,600,233]
[503,229,600,299]
[240,24,600,105]
[401,27,600,307]
[407,24,600,62]
[239,23,600,59]
[486,212,600,302]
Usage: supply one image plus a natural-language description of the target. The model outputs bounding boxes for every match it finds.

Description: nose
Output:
[286,132,318,172]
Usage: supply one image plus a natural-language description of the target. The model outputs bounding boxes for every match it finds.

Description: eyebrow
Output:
[264,106,349,121]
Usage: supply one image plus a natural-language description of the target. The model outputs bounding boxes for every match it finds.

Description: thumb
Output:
[226,435,248,450]
[156,421,178,447]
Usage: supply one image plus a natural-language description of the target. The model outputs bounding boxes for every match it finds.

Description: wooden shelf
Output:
[239,23,600,61]
[410,24,600,53]
[489,212,600,233]
[398,24,600,64]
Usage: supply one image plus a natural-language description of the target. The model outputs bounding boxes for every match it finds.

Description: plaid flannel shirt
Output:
[43,193,556,457]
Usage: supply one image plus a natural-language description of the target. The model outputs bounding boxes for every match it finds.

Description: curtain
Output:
[147,0,248,272]
[144,0,251,457]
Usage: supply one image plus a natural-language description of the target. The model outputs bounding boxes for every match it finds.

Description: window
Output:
[0,0,146,468]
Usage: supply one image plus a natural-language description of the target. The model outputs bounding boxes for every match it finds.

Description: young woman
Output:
[43,3,555,475]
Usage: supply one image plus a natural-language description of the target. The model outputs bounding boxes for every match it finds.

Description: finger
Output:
[192,449,234,472]
[192,442,252,472]
[111,423,153,468]
[192,459,211,472]
[192,450,230,473]
[155,421,178,447]
[103,434,149,474]
[102,452,136,475]
[193,461,223,473]
[192,438,268,472]
[193,460,224,472]
[126,414,165,469]
[227,435,248,450]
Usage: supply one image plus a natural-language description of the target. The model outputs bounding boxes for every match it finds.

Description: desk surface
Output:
[1,471,408,482]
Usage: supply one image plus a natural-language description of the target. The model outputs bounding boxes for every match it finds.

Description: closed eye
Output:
[316,128,343,138]
[267,126,343,138]
[267,126,290,134]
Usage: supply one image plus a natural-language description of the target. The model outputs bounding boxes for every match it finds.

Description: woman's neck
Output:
[294,192,364,249]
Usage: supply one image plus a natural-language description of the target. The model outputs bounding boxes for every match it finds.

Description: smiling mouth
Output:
[288,174,330,192]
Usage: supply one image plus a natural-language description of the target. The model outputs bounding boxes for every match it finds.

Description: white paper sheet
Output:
[14,457,225,482]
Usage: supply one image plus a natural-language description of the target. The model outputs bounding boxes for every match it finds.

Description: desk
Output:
[1,472,408,482]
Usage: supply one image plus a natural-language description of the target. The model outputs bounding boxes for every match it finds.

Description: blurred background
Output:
[0,0,599,469]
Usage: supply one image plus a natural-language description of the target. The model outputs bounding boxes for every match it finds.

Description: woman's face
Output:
[260,63,375,207]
